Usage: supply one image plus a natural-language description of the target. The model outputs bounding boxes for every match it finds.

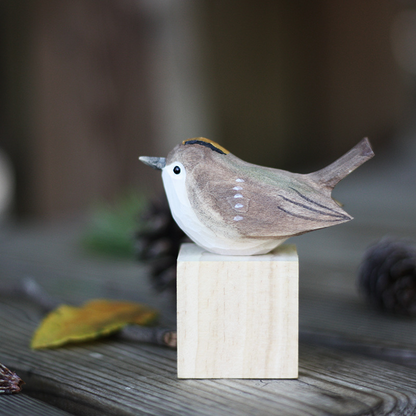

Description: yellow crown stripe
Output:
[182,137,230,155]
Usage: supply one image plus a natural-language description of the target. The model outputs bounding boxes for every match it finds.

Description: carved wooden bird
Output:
[140,137,374,255]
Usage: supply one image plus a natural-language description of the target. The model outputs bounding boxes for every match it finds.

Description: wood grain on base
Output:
[177,243,299,379]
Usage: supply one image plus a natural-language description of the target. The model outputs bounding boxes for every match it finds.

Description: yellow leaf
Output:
[31,299,158,349]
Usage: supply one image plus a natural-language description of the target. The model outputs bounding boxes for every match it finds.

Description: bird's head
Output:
[139,138,232,237]
[139,137,230,181]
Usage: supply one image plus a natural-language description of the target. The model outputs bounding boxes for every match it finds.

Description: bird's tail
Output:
[308,138,374,190]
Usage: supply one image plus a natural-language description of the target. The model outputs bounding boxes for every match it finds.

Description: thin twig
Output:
[119,326,177,349]
[0,277,177,348]
[0,277,61,312]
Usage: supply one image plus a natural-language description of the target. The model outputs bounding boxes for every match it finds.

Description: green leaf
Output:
[82,191,147,258]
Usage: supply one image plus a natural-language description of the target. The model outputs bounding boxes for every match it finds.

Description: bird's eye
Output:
[173,166,181,175]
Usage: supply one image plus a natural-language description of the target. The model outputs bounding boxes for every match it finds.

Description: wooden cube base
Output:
[177,243,299,379]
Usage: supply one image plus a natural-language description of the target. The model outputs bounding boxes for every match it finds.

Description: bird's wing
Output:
[201,178,352,239]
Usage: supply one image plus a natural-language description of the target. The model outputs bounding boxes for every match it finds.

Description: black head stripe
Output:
[184,140,226,155]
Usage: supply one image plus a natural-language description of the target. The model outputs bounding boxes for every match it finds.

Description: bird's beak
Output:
[139,156,166,170]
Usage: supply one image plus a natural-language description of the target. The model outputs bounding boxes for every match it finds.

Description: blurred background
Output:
[0,0,415,221]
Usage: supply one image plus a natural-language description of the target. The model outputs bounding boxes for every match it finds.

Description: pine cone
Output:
[135,195,187,294]
[358,238,416,316]
[0,363,24,394]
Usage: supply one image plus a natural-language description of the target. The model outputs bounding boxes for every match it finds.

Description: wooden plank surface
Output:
[0,394,72,416]
[1,297,416,415]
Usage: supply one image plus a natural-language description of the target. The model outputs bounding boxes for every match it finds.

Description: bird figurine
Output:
[139,137,374,255]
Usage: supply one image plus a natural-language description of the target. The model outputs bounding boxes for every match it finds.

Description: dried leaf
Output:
[0,363,24,394]
[31,299,158,349]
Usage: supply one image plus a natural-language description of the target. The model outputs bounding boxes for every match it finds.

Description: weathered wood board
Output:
[1,299,416,415]
[0,394,72,416]
[177,243,298,379]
